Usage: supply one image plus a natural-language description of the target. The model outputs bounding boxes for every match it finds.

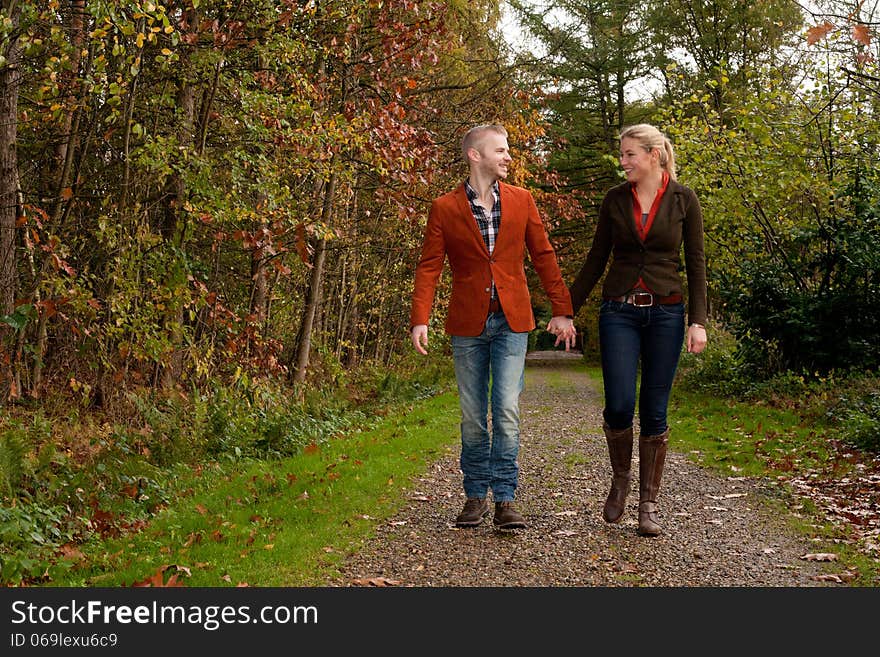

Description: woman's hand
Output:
[686,324,707,354]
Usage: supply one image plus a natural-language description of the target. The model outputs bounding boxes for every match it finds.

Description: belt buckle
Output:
[630,292,653,307]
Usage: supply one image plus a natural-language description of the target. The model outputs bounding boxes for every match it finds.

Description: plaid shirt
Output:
[465,179,501,299]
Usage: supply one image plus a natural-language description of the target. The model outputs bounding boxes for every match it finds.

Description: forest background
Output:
[0,0,878,585]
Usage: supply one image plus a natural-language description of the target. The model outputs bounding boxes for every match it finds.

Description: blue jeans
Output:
[451,311,528,502]
[598,300,685,437]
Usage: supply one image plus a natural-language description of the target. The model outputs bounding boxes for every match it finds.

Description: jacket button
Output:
[485,288,490,293]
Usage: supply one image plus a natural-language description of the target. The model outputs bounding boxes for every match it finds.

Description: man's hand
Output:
[546,316,576,352]
[411,324,429,355]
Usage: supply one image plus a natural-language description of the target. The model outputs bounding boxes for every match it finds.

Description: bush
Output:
[715,184,880,376]
[826,385,880,453]
[677,327,756,397]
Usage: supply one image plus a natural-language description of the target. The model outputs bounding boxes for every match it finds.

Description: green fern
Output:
[0,428,28,498]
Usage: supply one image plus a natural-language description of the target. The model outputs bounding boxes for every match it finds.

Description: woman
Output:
[569,124,707,536]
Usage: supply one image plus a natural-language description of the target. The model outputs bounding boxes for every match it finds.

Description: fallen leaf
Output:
[812,574,843,583]
[131,565,186,587]
[553,511,578,517]
[58,544,84,561]
[552,529,578,536]
[801,553,838,561]
[351,577,401,587]
[194,504,209,515]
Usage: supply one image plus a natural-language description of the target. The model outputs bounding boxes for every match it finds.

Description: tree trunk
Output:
[249,55,269,329]
[160,7,197,389]
[54,0,85,182]
[292,171,336,383]
[250,193,269,325]
[0,1,22,401]
[29,0,88,398]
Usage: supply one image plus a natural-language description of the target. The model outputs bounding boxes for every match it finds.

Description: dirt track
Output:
[334,355,836,587]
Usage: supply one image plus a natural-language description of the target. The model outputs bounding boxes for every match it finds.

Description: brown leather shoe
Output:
[455,497,489,527]
[493,501,527,529]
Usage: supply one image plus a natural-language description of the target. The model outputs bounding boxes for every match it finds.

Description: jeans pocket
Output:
[656,301,685,317]
[600,299,623,315]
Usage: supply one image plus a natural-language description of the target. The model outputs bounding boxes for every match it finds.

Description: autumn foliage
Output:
[0,0,572,406]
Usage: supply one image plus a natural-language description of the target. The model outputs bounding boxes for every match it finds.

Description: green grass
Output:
[49,392,462,587]
[667,390,839,478]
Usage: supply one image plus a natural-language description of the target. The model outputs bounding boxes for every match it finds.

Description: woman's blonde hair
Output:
[619,124,676,181]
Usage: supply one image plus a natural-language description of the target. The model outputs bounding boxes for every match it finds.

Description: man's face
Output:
[472,132,512,180]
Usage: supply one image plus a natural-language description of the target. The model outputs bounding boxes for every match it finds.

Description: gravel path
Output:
[335,354,834,587]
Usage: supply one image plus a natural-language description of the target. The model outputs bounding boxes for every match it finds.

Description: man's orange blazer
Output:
[410,182,573,336]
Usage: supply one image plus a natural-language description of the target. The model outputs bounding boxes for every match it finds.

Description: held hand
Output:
[687,324,707,354]
[546,316,576,352]
[411,324,429,355]
[554,326,576,352]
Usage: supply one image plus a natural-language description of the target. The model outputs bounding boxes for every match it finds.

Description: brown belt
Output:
[604,291,682,307]
[488,298,502,313]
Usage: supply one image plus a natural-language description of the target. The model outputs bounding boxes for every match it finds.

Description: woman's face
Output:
[619,137,658,185]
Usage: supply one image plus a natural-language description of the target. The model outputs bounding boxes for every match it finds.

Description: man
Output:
[409,124,576,529]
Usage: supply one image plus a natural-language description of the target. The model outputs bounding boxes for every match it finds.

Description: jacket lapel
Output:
[650,182,684,236]
[495,183,517,251]
[615,184,642,244]
[453,183,489,255]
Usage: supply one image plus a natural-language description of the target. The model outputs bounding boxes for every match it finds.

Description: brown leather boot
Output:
[455,498,489,527]
[493,501,527,529]
[637,429,669,537]
[602,423,633,523]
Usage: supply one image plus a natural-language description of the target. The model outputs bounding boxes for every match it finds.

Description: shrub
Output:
[827,385,880,453]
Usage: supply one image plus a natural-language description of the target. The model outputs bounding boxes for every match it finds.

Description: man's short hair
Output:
[461,124,508,162]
